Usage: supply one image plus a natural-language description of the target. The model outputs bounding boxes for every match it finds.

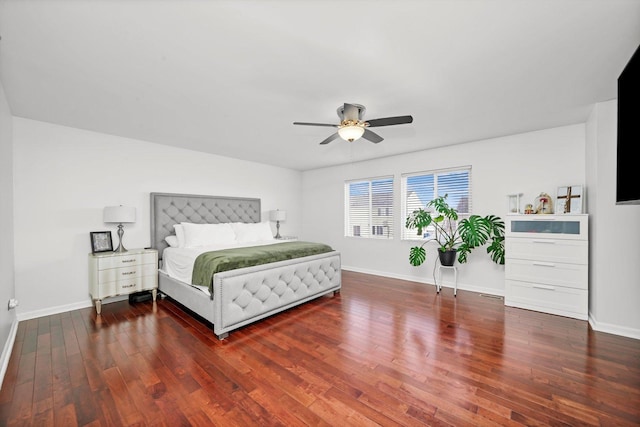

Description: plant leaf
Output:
[409,246,426,266]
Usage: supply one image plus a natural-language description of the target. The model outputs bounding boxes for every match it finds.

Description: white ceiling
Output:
[1,0,639,171]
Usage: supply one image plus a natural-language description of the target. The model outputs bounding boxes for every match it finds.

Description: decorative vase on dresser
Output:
[88,248,158,314]
[504,214,588,320]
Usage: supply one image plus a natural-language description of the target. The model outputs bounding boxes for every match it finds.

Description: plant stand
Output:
[434,264,458,297]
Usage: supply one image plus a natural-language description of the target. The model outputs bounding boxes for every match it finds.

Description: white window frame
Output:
[401,166,472,241]
[345,176,394,239]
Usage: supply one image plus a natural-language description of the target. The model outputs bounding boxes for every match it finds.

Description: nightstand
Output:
[88,248,158,314]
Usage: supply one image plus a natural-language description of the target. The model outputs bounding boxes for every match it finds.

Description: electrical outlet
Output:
[7,299,18,310]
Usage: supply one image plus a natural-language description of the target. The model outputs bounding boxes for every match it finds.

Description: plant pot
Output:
[439,249,457,266]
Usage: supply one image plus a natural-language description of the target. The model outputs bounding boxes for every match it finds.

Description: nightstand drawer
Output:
[96,274,157,297]
[98,263,157,283]
[505,279,587,319]
[506,238,587,264]
[94,281,117,299]
[115,274,157,294]
[505,259,587,289]
[96,252,157,270]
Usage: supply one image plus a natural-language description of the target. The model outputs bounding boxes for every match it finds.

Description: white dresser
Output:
[88,248,158,314]
[505,215,588,320]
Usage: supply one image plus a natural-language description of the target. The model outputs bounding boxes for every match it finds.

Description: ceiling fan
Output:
[293,103,413,145]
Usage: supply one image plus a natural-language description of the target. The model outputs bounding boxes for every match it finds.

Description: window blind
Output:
[345,177,394,239]
[402,167,471,240]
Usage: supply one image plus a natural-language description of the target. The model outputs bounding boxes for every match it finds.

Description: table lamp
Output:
[269,209,286,239]
[103,205,136,252]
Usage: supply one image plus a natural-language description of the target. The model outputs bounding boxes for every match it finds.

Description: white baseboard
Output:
[589,313,640,340]
[0,317,19,390]
[16,295,131,322]
[16,300,93,321]
[341,265,504,297]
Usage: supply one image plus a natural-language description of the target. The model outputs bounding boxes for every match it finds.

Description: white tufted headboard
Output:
[150,192,261,259]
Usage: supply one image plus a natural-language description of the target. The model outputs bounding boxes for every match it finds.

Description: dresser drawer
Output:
[506,215,588,240]
[505,259,587,289]
[506,238,587,264]
[98,262,157,283]
[505,280,587,319]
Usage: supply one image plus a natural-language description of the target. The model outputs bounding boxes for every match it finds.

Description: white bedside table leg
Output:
[95,300,102,315]
[152,289,157,302]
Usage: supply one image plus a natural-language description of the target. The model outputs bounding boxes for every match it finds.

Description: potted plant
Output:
[405,194,505,266]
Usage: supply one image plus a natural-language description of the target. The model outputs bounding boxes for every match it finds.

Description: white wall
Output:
[0,77,18,387]
[13,117,302,319]
[301,124,586,295]
[586,100,640,338]
[11,109,640,340]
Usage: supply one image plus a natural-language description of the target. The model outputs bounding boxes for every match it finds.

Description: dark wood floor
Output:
[1,271,639,426]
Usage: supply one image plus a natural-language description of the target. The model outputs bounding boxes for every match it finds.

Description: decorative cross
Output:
[558,186,580,213]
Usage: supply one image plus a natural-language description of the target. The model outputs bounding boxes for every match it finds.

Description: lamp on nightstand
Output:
[103,205,136,252]
[269,209,286,239]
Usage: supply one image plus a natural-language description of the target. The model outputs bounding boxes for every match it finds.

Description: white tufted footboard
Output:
[213,251,341,339]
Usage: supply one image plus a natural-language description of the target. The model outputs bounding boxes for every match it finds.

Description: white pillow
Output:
[231,222,274,243]
[165,235,179,247]
[181,222,237,247]
[173,224,185,248]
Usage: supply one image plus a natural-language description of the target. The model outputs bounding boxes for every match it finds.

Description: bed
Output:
[150,192,341,339]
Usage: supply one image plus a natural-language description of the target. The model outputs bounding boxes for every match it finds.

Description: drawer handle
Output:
[122,271,136,276]
[532,240,556,244]
[121,259,136,263]
[121,283,136,289]
[533,284,555,291]
[533,262,556,267]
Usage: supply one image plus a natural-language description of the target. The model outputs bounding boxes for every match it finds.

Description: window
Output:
[345,176,394,239]
[402,167,471,240]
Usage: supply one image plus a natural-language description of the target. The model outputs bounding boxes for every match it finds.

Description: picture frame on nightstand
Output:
[90,231,113,253]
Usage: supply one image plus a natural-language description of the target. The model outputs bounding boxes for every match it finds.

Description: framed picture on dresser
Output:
[90,231,113,253]
[556,185,583,214]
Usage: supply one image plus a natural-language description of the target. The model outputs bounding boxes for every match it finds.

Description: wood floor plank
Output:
[1,271,639,426]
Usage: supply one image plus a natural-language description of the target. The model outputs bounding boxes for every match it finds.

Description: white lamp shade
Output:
[338,125,365,142]
[103,206,136,223]
[270,210,286,222]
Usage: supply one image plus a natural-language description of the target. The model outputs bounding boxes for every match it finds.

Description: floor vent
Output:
[479,294,504,300]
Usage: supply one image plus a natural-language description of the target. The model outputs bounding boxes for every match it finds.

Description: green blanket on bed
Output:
[192,241,334,290]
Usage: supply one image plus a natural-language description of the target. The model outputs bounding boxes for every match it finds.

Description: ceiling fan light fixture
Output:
[293,103,412,145]
[338,121,365,142]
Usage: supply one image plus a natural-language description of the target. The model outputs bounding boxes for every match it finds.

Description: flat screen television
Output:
[616,44,640,205]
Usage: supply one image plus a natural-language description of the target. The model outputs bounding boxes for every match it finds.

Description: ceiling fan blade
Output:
[293,122,338,127]
[319,132,340,145]
[366,115,413,127]
[343,103,359,121]
[362,129,384,144]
